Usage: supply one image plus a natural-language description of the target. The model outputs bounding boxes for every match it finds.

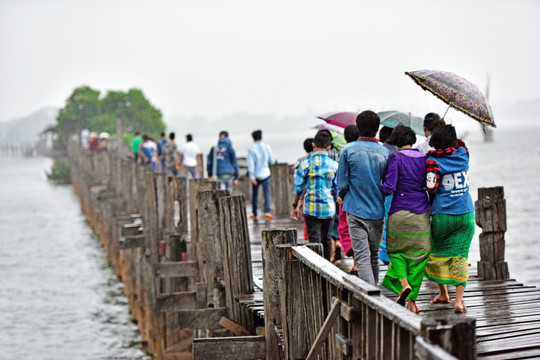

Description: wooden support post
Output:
[270,163,292,216]
[261,228,298,360]
[189,179,218,262]
[197,189,229,308]
[420,317,476,360]
[219,194,255,333]
[475,186,509,280]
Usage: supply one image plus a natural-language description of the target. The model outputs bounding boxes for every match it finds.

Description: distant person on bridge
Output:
[162,132,180,176]
[131,131,143,163]
[180,134,202,179]
[248,129,276,221]
[207,131,239,191]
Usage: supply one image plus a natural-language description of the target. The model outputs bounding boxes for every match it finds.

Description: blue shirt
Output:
[337,139,390,219]
[248,141,275,180]
[294,151,338,219]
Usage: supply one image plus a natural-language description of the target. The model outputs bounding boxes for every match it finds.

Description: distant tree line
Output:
[55,85,166,148]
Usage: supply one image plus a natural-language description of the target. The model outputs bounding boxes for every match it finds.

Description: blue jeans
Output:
[251,176,271,216]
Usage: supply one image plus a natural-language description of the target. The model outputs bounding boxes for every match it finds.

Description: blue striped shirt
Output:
[293,151,339,219]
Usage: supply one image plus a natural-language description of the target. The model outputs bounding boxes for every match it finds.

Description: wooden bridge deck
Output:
[242,214,540,360]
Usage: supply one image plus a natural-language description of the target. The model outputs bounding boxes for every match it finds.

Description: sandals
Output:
[455,304,468,313]
[264,213,274,221]
[396,287,412,306]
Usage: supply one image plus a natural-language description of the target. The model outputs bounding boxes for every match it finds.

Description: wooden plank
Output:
[122,223,142,236]
[306,297,341,360]
[192,336,265,360]
[218,316,251,336]
[156,292,198,312]
[415,336,459,360]
[119,234,145,249]
[177,308,228,330]
[292,245,381,295]
[153,261,199,278]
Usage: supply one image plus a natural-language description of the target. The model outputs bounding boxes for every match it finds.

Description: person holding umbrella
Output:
[416,112,441,154]
[425,122,475,313]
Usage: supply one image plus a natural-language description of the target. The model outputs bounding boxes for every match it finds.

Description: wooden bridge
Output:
[66,141,540,360]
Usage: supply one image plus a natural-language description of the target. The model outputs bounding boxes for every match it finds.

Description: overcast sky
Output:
[1,0,539,126]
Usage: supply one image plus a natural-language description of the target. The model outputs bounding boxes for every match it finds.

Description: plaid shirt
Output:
[294,151,339,219]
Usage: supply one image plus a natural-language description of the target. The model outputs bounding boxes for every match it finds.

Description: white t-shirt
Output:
[181,141,200,167]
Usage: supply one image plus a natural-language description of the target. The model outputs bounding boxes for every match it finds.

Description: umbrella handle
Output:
[443,103,451,119]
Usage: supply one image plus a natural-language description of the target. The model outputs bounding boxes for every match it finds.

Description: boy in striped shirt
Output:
[291,131,339,261]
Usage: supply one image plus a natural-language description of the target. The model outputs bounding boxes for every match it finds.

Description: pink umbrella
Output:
[317,111,358,129]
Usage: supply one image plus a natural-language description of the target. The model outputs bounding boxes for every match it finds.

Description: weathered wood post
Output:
[420,317,476,360]
[261,228,298,360]
[219,194,255,332]
[197,189,229,308]
[189,178,219,261]
[475,186,510,280]
[280,243,325,359]
[270,163,293,216]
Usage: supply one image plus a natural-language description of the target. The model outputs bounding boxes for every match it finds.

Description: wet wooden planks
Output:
[241,215,540,360]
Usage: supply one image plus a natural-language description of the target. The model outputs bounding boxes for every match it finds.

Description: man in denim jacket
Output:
[337,111,390,286]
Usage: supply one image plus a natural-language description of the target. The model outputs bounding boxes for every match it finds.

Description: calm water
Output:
[0,119,539,359]
[0,157,150,360]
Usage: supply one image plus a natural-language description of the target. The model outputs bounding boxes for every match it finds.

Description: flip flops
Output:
[455,304,468,313]
[431,295,451,304]
[264,213,274,221]
[396,287,412,306]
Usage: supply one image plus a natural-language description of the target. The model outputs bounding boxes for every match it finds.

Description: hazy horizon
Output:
[1,0,539,127]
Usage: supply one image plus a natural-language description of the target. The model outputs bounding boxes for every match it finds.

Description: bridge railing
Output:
[261,228,474,360]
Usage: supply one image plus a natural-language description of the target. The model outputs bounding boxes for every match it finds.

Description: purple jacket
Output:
[382,148,430,215]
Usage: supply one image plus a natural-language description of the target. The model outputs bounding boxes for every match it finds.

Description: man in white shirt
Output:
[180,134,202,179]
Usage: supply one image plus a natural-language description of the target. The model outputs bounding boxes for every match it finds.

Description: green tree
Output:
[99,88,165,139]
[55,86,166,149]
[56,86,101,146]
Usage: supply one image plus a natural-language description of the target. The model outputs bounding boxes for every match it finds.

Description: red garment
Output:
[338,205,353,257]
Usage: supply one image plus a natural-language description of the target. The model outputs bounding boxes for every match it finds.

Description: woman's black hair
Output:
[379,126,394,143]
[429,124,457,149]
[389,125,416,148]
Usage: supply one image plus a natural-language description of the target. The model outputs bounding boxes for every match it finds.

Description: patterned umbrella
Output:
[316,111,358,128]
[378,110,424,136]
[405,70,496,127]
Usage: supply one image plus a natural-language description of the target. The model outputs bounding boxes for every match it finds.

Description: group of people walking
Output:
[130,128,277,220]
[291,110,474,314]
[125,114,474,314]
[130,131,203,178]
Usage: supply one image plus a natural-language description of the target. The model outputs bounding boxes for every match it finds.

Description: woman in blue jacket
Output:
[425,123,475,313]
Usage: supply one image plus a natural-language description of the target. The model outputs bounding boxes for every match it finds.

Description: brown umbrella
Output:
[405,69,496,127]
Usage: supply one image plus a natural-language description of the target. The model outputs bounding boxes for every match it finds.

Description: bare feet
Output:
[454,301,467,313]
[431,294,451,304]
[407,300,420,313]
